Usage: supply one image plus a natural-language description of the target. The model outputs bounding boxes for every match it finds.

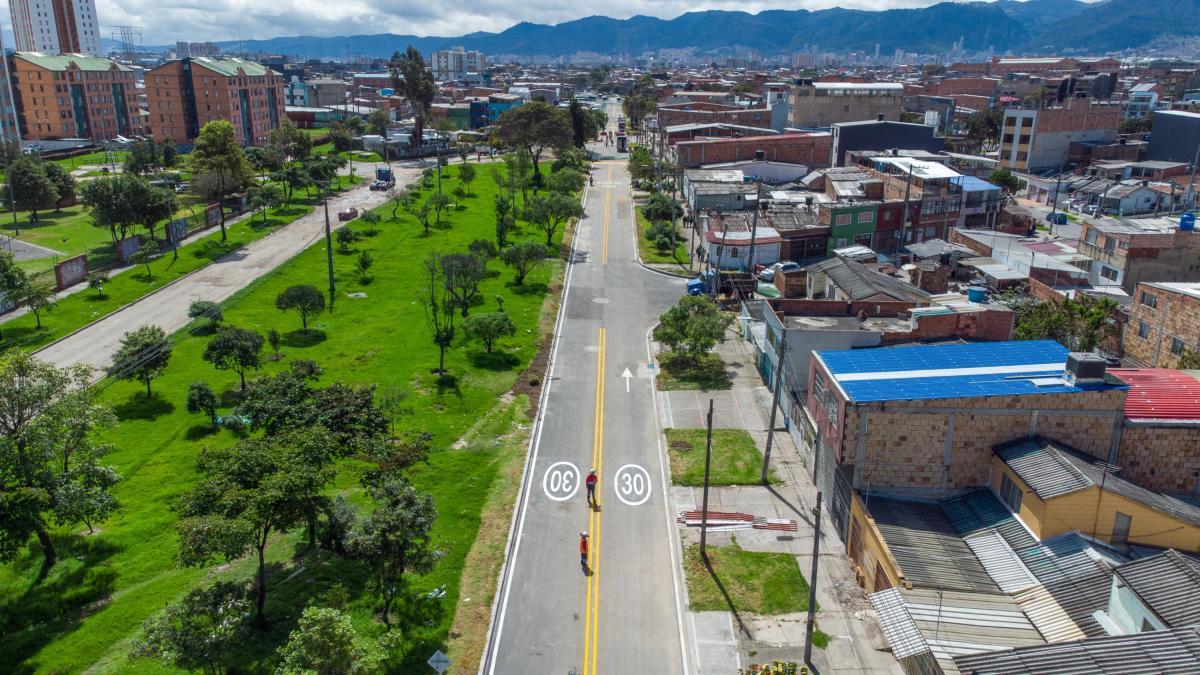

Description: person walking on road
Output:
[579,532,589,573]
[585,469,598,509]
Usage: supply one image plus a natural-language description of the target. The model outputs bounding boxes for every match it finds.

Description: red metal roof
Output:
[1111,368,1200,421]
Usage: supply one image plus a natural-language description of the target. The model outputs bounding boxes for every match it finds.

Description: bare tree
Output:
[421,253,456,374]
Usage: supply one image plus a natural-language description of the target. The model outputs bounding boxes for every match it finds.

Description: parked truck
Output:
[370,167,395,191]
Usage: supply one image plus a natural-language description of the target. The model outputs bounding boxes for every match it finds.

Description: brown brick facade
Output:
[1118,424,1200,495]
[674,133,833,168]
[11,54,144,141]
[657,105,772,130]
[1124,283,1200,368]
[146,58,285,146]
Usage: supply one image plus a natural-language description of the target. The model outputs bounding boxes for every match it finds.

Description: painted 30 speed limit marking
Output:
[542,461,581,502]
[613,464,652,506]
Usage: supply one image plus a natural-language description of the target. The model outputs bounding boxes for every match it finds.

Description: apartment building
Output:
[998,100,1121,172]
[431,47,485,81]
[8,0,101,55]
[1076,216,1200,291]
[9,52,144,141]
[1125,282,1200,368]
[146,57,285,146]
[789,81,903,128]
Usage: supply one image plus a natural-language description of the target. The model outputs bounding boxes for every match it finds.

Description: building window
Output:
[1138,321,1152,339]
[857,212,874,224]
[1100,266,1119,282]
[1140,291,1158,308]
[1172,338,1186,356]
[835,214,851,226]
[1112,511,1132,545]
[1103,237,1116,253]
[1000,473,1022,513]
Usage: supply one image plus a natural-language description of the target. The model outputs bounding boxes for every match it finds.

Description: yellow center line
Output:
[582,328,606,675]
[602,188,610,265]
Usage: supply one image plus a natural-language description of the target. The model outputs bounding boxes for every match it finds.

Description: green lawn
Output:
[657,352,733,391]
[683,541,827,648]
[0,163,563,672]
[0,205,112,264]
[636,207,690,268]
[665,428,776,486]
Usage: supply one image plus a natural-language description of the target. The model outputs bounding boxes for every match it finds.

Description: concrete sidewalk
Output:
[662,334,901,675]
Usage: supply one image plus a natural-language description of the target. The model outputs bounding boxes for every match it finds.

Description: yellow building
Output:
[992,438,1200,552]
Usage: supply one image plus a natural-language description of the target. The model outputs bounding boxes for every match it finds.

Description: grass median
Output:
[0,163,565,672]
[666,427,776,485]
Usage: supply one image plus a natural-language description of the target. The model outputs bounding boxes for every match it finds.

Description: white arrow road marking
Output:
[621,367,633,392]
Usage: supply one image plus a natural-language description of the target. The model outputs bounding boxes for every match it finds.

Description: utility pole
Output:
[803,491,823,669]
[1049,164,1064,235]
[898,164,915,252]
[322,183,336,312]
[700,398,715,563]
[1186,140,1200,210]
[744,150,765,273]
[761,335,788,484]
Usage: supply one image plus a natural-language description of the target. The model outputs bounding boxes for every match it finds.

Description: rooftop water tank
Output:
[1181,212,1196,231]
[967,285,987,303]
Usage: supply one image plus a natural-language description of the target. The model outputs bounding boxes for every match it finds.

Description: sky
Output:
[0,0,1100,46]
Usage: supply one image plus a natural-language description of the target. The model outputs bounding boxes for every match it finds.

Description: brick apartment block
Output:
[10,52,144,141]
[1124,282,1200,368]
[146,56,285,146]
[657,104,772,130]
[674,133,832,168]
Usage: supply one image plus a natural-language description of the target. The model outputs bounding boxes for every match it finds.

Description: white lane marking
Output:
[481,179,587,674]
[621,367,633,392]
[648,325,692,675]
[542,461,581,501]
[614,464,652,506]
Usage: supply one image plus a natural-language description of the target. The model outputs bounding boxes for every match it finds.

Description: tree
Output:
[468,238,498,262]
[248,183,283,225]
[647,220,677,252]
[391,186,416,219]
[547,167,585,195]
[964,108,1003,153]
[43,162,75,212]
[1120,116,1153,135]
[131,182,174,242]
[496,101,572,177]
[328,121,353,152]
[356,251,373,284]
[176,429,337,626]
[0,354,118,578]
[275,605,375,674]
[643,192,682,221]
[358,210,381,234]
[276,285,325,333]
[527,192,584,246]
[4,156,59,224]
[389,46,436,153]
[19,281,55,329]
[188,300,223,328]
[494,196,514,249]
[129,243,159,281]
[160,140,178,168]
[348,478,440,627]
[627,145,654,181]
[654,295,734,361]
[79,175,138,242]
[989,168,1021,194]
[87,270,108,298]
[441,252,487,317]
[407,199,434,236]
[458,162,477,195]
[501,240,546,285]
[109,325,173,397]
[132,581,250,674]
[124,139,162,176]
[368,109,391,138]
[187,381,220,429]
[421,253,456,374]
[268,328,282,358]
[464,311,516,353]
[429,192,451,228]
[268,118,313,163]
[1179,348,1200,370]
[274,164,311,205]
[236,364,388,445]
[192,120,253,241]
[336,226,357,253]
[568,98,588,148]
[202,326,264,391]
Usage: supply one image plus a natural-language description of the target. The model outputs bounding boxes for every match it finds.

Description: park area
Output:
[0,158,576,673]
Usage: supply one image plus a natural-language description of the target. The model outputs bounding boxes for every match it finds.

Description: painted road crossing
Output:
[482,96,689,674]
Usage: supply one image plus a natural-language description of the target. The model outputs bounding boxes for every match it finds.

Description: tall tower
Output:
[9,0,102,55]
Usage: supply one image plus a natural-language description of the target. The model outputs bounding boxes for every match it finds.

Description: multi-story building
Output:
[9,52,144,141]
[175,42,220,58]
[789,81,903,128]
[830,119,944,166]
[1124,282,1200,368]
[431,47,485,81]
[8,0,101,55]
[1076,216,1200,291]
[998,100,1121,172]
[146,57,285,146]
[1146,109,1200,164]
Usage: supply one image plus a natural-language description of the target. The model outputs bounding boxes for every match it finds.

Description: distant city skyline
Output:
[0,0,1104,51]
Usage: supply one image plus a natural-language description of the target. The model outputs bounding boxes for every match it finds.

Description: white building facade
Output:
[9,0,102,55]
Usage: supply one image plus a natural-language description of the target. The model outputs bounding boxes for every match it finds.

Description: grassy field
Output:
[665,428,776,486]
[657,352,733,391]
[635,207,691,268]
[683,541,828,647]
[0,163,563,673]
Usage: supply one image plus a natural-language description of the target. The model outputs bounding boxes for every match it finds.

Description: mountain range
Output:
[182,0,1199,60]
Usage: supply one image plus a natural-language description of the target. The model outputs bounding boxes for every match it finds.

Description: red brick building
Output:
[146,56,285,146]
[10,52,144,140]
[657,103,772,130]
[674,132,832,168]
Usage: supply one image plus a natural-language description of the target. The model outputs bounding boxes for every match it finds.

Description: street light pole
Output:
[744,149,765,273]
[761,335,788,484]
[700,398,715,563]
[803,492,823,669]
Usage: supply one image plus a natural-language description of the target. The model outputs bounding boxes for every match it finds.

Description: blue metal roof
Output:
[951,175,1001,192]
[816,340,1124,403]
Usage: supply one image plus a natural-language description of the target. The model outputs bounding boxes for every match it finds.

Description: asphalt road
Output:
[484,102,691,674]
[34,171,415,373]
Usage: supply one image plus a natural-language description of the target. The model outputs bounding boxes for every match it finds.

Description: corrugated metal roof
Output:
[965,530,1038,593]
[872,587,930,659]
[996,440,1094,500]
[1058,447,1200,528]
[954,626,1200,674]
[1013,584,1087,643]
[1110,368,1200,421]
[901,587,1045,669]
[867,496,1001,593]
[1114,550,1200,628]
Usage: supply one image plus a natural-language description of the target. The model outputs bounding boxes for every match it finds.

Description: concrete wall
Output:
[790,87,903,128]
[848,492,904,592]
[1147,111,1200,163]
[1117,424,1200,495]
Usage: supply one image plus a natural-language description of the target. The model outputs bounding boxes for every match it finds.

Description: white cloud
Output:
[0,0,1098,45]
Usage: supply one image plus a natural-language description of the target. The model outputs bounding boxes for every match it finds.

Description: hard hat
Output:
[580,532,588,537]
[589,468,596,474]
